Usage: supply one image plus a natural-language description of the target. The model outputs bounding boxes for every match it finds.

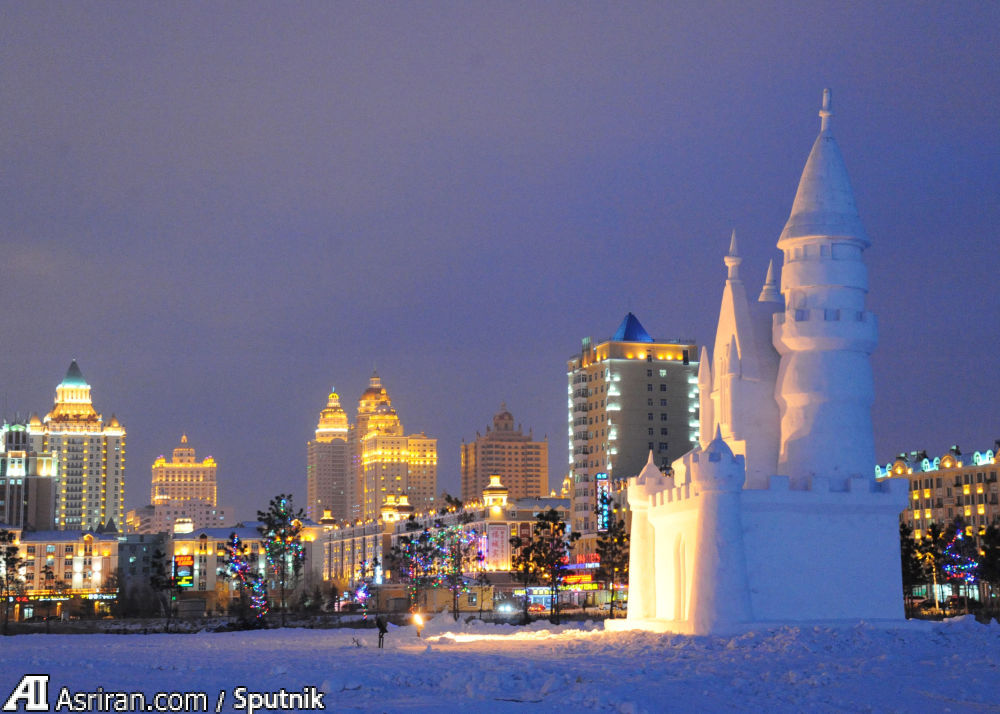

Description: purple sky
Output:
[1,3,997,521]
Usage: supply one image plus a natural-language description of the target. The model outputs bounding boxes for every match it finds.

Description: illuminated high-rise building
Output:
[151,435,217,506]
[461,404,548,503]
[126,435,228,534]
[351,371,437,521]
[566,314,698,536]
[306,389,351,522]
[27,361,126,531]
[0,422,58,529]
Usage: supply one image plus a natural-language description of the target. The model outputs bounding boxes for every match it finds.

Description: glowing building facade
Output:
[126,435,228,534]
[306,389,351,522]
[566,314,698,536]
[27,361,125,531]
[151,435,217,506]
[881,447,1000,539]
[351,372,437,522]
[0,422,58,530]
[461,404,548,503]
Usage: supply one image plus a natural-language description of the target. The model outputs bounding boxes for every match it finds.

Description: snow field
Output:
[2,615,998,712]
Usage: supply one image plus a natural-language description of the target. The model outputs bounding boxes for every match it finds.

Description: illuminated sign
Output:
[564,573,593,585]
[174,554,194,588]
[596,473,610,532]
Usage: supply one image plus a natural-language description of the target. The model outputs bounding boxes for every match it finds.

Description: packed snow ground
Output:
[3,615,999,713]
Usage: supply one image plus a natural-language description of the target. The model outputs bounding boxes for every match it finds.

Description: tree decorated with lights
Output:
[941,518,979,607]
[509,531,538,624]
[221,531,268,625]
[438,517,481,621]
[526,508,580,625]
[388,518,438,611]
[595,492,629,616]
[917,521,946,609]
[257,494,306,627]
[388,515,480,617]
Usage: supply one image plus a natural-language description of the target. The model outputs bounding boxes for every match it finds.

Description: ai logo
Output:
[2,675,49,712]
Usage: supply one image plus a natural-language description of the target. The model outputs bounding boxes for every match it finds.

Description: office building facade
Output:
[461,404,548,503]
[566,313,698,536]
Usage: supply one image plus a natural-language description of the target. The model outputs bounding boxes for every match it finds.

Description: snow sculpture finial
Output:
[723,230,742,280]
[819,88,832,133]
[758,259,781,303]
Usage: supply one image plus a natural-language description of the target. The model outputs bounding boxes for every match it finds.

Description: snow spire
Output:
[757,259,781,303]
[724,230,741,280]
[819,87,832,133]
[779,88,867,247]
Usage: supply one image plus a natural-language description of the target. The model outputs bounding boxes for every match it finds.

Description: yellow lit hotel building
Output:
[306,389,351,522]
[461,404,548,503]
[880,446,1000,540]
[351,372,437,522]
[27,361,125,531]
[126,435,229,534]
[151,435,218,506]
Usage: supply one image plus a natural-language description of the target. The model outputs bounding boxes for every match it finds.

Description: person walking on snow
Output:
[376,615,388,649]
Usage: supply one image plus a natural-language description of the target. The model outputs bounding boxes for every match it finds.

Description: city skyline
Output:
[1,4,997,521]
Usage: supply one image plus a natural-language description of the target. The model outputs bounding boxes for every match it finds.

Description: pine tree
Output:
[917,521,946,609]
[595,493,629,616]
[149,548,179,633]
[979,521,1000,616]
[526,508,580,625]
[941,518,979,611]
[899,522,923,616]
[439,518,479,621]
[388,519,438,612]
[220,531,268,625]
[0,529,23,635]
[508,532,537,624]
[257,494,307,627]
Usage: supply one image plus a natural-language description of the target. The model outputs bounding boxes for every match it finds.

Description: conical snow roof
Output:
[635,450,664,486]
[779,89,868,247]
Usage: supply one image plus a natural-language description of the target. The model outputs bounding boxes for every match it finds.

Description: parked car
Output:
[943,596,982,615]
[555,602,582,613]
[600,601,627,612]
[527,603,546,614]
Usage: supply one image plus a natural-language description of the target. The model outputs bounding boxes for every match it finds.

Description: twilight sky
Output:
[1,3,997,521]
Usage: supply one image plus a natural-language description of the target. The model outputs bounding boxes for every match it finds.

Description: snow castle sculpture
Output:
[609,90,908,636]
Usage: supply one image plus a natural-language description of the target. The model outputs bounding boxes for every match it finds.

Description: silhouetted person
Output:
[376,615,388,649]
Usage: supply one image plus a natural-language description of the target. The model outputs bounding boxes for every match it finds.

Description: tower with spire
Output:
[613,91,908,636]
[699,230,782,489]
[347,371,438,522]
[773,88,878,488]
[27,361,126,531]
[306,388,351,522]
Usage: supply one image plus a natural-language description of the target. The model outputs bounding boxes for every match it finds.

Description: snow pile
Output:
[1,619,997,712]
